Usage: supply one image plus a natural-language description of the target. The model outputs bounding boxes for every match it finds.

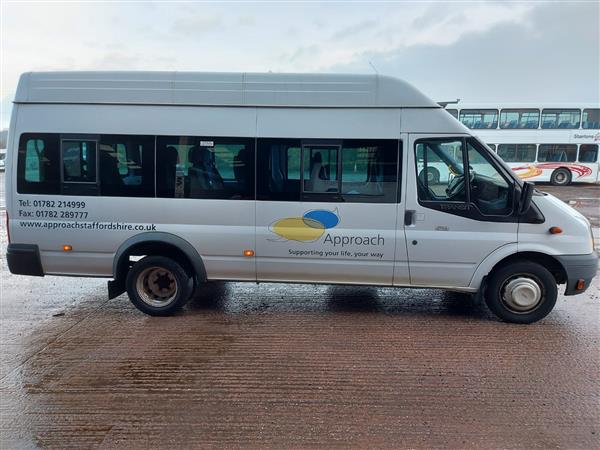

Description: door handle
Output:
[404,210,416,226]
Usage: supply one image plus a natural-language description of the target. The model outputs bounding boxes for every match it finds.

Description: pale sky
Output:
[1,1,599,129]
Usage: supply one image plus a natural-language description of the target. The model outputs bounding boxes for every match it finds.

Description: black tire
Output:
[550,168,571,186]
[126,255,193,316]
[484,261,558,324]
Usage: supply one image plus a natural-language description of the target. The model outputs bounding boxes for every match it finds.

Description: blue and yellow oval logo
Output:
[269,209,340,242]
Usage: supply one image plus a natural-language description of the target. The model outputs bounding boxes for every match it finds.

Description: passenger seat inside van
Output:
[156,146,178,197]
[99,145,123,195]
[188,147,225,197]
[306,153,336,193]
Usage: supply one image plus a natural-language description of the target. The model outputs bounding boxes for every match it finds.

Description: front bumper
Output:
[556,252,598,295]
[6,244,44,276]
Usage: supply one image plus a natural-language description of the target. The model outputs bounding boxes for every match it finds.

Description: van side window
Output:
[466,140,513,216]
[17,133,61,194]
[287,147,301,180]
[156,136,254,200]
[416,139,466,202]
[341,140,398,202]
[258,139,399,203]
[415,138,513,217]
[99,135,155,197]
[257,139,303,201]
[303,146,339,193]
[62,140,97,183]
[61,138,99,195]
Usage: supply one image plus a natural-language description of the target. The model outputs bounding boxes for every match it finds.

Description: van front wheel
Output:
[126,256,193,316]
[485,261,557,324]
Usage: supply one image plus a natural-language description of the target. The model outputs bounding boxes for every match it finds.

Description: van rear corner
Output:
[6,243,45,276]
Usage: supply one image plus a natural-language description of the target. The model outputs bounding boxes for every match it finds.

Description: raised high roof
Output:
[14,71,439,108]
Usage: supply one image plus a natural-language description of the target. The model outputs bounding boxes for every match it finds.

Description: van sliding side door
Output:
[255,138,401,285]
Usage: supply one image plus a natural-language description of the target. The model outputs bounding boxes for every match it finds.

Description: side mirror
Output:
[519,181,535,215]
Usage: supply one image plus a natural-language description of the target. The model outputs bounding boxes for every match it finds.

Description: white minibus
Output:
[5,72,598,323]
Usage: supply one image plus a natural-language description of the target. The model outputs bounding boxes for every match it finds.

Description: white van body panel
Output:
[518,194,594,256]
[467,194,594,290]
[393,132,411,285]
[257,108,402,139]
[401,109,471,134]
[15,71,438,108]
[11,196,256,280]
[11,102,258,280]
[14,103,258,137]
[6,71,597,305]
[256,201,402,285]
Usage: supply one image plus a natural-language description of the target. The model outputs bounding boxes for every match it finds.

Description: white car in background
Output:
[0,149,6,171]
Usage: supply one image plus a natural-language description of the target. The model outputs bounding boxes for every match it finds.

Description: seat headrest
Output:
[188,146,200,165]
[164,146,179,164]
[199,147,213,163]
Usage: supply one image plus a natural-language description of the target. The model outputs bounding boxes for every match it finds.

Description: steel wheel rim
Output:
[500,273,544,314]
[136,266,178,307]
[555,172,567,184]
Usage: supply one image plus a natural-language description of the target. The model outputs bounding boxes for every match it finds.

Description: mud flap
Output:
[473,276,487,305]
[108,278,126,299]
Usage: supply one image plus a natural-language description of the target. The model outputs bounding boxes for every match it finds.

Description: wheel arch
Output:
[469,244,567,291]
[109,232,207,299]
[550,166,573,184]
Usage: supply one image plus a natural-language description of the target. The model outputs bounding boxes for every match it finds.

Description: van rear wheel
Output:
[126,256,193,316]
[485,261,557,324]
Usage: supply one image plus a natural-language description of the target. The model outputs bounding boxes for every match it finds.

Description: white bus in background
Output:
[444,104,600,185]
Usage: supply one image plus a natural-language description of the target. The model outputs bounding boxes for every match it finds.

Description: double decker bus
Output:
[445,104,600,185]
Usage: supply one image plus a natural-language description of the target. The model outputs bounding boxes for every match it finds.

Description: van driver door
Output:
[404,134,518,288]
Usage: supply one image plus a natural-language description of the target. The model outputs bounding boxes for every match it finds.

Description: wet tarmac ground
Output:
[1,179,599,449]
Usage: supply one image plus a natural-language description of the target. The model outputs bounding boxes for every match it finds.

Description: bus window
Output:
[499,109,540,129]
[99,135,155,197]
[538,144,577,162]
[459,109,498,129]
[578,144,598,163]
[258,139,398,203]
[497,144,536,162]
[287,147,301,180]
[341,140,398,203]
[156,136,254,200]
[17,133,60,194]
[303,146,339,193]
[257,139,303,201]
[582,109,600,129]
[62,140,97,183]
[446,109,458,119]
[541,109,580,129]
[487,144,496,151]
